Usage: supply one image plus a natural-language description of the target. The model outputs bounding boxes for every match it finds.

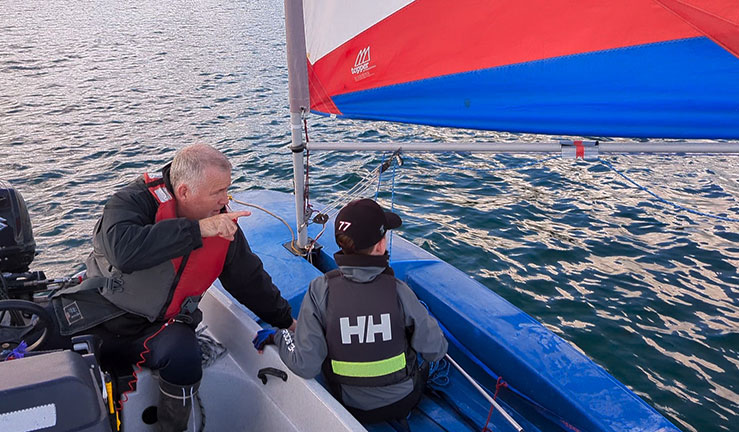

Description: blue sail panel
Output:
[326,37,739,139]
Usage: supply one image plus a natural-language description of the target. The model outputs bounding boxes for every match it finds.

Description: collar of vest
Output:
[333,252,394,276]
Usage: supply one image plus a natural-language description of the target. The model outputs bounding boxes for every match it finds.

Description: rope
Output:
[306,222,328,265]
[229,197,301,255]
[427,357,451,388]
[192,326,228,432]
[196,326,228,368]
[599,158,739,223]
[196,392,206,432]
[418,301,587,432]
[388,160,397,256]
[482,377,509,432]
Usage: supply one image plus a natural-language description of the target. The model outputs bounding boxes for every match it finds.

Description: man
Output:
[253,198,447,425]
[50,144,296,431]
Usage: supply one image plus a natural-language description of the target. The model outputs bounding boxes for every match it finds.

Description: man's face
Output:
[175,165,231,220]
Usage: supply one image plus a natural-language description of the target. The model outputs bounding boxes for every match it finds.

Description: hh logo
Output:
[351,46,375,77]
[340,313,392,344]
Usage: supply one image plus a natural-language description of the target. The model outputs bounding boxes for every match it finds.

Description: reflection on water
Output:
[1,1,738,431]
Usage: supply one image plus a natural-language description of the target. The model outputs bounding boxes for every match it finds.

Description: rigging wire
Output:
[598,157,739,223]
[388,158,397,256]
[310,151,403,226]
[375,152,387,200]
[303,110,313,221]
[315,163,385,219]
[300,154,405,261]
[404,153,738,223]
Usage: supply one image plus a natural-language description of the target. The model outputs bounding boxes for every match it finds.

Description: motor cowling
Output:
[0,180,36,272]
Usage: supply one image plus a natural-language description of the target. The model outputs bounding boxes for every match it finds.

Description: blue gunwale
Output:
[228,189,680,432]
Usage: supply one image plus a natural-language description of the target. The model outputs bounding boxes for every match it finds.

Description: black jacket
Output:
[93,166,293,335]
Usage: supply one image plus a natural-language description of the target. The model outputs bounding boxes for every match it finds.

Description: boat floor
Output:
[120,288,366,432]
[119,289,509,432]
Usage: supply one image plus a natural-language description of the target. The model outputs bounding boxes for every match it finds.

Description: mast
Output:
[284,0,310,250]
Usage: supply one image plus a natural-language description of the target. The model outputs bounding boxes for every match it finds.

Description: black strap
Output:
[157,252,191,320]
[144,176,165,188]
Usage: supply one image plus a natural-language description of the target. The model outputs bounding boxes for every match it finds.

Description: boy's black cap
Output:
[335,199,402,251]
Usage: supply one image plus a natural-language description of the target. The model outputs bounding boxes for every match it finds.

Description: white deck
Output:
[120,288,365,432]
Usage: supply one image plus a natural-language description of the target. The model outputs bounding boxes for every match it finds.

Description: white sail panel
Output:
[303,0,413,64]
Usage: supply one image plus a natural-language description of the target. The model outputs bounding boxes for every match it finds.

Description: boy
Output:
[253,198,448,423]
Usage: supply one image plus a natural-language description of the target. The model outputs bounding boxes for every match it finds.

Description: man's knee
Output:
[148,323,202,385]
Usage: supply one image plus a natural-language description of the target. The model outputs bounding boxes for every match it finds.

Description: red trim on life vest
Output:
[143,173,173,206]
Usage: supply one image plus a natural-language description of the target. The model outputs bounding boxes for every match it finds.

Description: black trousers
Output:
[42,306,202,386]
[94,321,203,386]
[346,361,430,424]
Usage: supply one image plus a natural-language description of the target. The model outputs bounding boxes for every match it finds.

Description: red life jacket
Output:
[144,172,230,319]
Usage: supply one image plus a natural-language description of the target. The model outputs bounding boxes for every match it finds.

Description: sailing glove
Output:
[252,328,277,351]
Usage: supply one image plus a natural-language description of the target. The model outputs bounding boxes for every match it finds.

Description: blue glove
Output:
[252,328,277,351]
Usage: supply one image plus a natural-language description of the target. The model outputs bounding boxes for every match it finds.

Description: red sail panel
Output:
[655,0,739,57]
[308,0,703,111]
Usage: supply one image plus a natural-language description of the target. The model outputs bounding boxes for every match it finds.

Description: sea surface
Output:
[1,1,737,431]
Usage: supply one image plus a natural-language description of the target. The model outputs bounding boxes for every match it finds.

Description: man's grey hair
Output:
[170,144,232,190]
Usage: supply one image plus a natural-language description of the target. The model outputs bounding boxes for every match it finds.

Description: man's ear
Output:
[174,183,190,201]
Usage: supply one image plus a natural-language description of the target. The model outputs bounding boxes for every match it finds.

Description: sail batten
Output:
[303,0,739,139]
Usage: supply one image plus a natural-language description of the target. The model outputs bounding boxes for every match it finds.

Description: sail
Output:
[302,0,739,139]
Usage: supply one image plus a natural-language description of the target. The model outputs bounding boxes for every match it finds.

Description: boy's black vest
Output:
[322,269,417,387]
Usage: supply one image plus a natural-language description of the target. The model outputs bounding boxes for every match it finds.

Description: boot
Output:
[157,378,199,432]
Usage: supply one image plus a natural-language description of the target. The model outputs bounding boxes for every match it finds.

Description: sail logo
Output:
[351,46,375,79]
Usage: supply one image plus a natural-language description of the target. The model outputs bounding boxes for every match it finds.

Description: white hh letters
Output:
[339,313,392,344]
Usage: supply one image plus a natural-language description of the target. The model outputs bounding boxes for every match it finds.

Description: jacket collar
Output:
[333,251,394,283]
[161,163,175,194]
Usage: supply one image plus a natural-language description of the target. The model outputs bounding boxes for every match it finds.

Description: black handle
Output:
[257,367,288,385]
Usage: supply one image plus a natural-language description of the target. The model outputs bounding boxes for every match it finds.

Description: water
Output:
[1,1,737,431]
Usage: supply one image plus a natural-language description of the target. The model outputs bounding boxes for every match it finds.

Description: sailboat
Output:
[238,1,738,431]
[1,1,738,431]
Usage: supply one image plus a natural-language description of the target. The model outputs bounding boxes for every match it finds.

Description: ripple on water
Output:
[1,2,738,431]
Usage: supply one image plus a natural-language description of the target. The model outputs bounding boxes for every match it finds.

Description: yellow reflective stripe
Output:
[331,353,406,378]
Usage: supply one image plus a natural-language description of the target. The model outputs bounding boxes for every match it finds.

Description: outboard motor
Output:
[0,180,36,273]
